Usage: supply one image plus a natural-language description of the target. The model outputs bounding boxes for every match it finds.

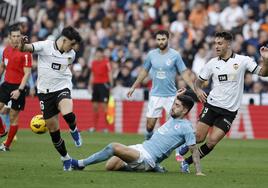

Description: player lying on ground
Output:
[71,88,205,176]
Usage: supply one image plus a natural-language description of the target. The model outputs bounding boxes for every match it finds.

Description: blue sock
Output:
[176,144,189,156]
[145,131,153,140]
[82,144,114,166]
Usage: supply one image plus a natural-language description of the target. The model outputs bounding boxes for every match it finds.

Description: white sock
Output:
[70,127,77,133]
[61,153,71,161]
[78,159,85,167]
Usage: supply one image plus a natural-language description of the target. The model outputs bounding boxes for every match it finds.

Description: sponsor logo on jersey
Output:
[51,63,61,70]
[218,74,227,81]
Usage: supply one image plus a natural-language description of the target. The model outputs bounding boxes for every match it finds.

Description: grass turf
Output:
[0,130,268,188]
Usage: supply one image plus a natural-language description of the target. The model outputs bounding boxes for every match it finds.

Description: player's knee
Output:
[105,161,115,171]
[195,132,206,143]
[111,142,120,153]
[63,112,76,125]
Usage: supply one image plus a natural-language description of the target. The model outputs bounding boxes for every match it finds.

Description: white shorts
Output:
[146,96,175,118]
[127,144,156,171]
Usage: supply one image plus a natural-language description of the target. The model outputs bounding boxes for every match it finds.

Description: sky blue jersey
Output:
[142,118,196,163]
[143,48,187,97]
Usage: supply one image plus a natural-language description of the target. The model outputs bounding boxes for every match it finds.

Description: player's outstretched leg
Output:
[72,143,114,169]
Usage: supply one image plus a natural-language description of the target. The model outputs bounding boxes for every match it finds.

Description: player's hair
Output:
[61,26,82,43]
[215,31,233,42]
[177,95,194,114]
[96,47,104,52]
[8,24,20,35]
[155,30,169,39]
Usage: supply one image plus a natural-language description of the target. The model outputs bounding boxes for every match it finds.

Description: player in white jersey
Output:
[127,30,203,140]
[71,88,205,176]
[178,31,268,173]
[20,26,83,171]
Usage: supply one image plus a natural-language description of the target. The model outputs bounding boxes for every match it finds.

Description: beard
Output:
[170,110,179,118]
[158,43,168,51]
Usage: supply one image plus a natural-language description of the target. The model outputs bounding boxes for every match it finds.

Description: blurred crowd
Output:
[1,0,268,95]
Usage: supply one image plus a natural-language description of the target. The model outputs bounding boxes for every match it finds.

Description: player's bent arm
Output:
[189,145,204,175]
[258,47,268,76]
[258,59,268,77]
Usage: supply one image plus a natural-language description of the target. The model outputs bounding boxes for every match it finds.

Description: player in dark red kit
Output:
[0,25,32,151]
[89,47,113,131]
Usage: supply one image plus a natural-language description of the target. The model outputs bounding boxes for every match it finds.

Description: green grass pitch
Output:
[0,130,268,188]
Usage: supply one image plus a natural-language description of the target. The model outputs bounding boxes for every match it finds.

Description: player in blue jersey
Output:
[127,30,202,140]
[71,88,205,176]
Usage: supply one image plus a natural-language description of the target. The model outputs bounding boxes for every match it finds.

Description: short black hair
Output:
[8,24,20,35]
[177,95,195,114]
[61,26,82,43]
[215,31,233,42]
[96,47,104,52]
[155,30,169,39]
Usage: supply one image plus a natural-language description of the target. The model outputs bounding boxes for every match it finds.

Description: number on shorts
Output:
[201,107,208,118]
[40,101,44,111]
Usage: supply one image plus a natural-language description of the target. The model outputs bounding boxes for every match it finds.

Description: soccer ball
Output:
[30,114,47,134]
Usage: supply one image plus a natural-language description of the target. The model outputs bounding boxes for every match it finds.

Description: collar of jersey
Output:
[218,52,235,62]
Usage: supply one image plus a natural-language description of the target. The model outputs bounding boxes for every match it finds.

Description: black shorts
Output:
[199,103,237,133]
[0,82,26,111]
[92,83,110,103]
[37,88,71,119]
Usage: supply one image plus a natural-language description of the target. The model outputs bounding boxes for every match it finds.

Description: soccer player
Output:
[20,26,83,171]
[127,30,202,140]
[178,31,268,173]
[88,47,113,132]
[71,88,205,176]
[0,25,32,151]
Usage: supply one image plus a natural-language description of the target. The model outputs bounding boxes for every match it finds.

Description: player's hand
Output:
[127,87,135,98]
[195,88,207,103]
[196,172,206,176]
[176,88,186,96]
[19,36,29,51]
[22,35,29,44]
[260,46,268,60]
[10,89,21,100]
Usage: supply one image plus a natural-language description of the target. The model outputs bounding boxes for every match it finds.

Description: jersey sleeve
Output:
[32,40,48,54]
[175,53,187,73]
[245,56,259,74]
[22,52,32,67]
[184,126,196,146]
[198,60,212,80]
[143,51,152,71]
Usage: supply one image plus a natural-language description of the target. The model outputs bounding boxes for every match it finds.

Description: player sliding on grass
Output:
[20,26,83,171]
[177,31,268,173]
[71,88,205,176]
